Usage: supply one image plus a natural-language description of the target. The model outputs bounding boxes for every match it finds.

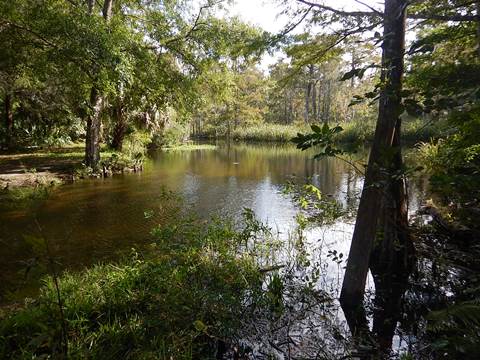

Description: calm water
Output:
[0,142,427,303]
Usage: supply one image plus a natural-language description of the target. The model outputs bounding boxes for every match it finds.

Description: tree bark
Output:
[84,0,114,168]
[87,0,94,15]
[476,1,480,57]
[370,118,415,353]
[339,0,408,339]
[325,80,331,123]
[103,0,113,21]
[312,81,317,120]
[85,87,102,168]
[4,93,13,148]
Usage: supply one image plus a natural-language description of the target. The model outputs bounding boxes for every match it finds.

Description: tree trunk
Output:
[111,102,125,151]
[84,0,114,168]
[317,84,322,121]
[312,81,317,121]
[4,93,13,148]
[87,0,94,14]
[305,82,311,123]
[476,1,480,56]
[322,80,331,124]
[102,0,113,21]
[351,48,357,89]
[370,118,414,353]
[339,0,408,340]
[85,87,102,168]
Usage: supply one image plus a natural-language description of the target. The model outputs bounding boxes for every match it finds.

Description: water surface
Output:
[0,142,425,303]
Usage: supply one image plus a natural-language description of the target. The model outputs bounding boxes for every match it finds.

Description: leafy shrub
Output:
[151,123,189,147]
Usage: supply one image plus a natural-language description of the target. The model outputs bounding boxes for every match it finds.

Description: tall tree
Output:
[84,0,113,169]
[339,0,409,340]
[289,0,480,353]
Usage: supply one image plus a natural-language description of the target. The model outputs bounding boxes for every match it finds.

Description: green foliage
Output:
[427,301,480,358]
[232,123,309,142]
[283,182,346,226]
[416,106,480,204]
[152,122,189,148]
[0,215,265,359]
[292,123,345,158]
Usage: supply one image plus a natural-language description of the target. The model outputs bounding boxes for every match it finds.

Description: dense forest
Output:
[1,0,480,359]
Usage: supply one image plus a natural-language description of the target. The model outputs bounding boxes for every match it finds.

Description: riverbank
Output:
[0,118,443,191]
[0,143,218,188]
[0,145,83,189]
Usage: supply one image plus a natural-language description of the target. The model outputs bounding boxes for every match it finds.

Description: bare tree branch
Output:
[354,0,383,16]
[268,5,314,46]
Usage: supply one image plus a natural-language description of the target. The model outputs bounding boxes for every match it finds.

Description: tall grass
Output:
[194,118,445,145]
[231,123,310,142]
[195,123,310,142]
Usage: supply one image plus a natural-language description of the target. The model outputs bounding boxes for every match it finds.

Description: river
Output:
[0,142,428,303]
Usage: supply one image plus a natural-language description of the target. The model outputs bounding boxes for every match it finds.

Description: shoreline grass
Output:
[161,143,217,151]
[194,118,446,145]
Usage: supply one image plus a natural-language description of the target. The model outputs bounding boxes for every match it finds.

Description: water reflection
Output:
[0,142,424,303]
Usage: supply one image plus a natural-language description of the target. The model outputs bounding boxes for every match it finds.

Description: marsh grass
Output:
[231,123,310,142]
[162,143,217,151]
[194,118,445,145]
[195,123,310,142]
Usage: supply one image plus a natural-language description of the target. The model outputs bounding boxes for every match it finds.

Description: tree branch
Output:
[354,0,383,16]
[164,0,223,47]
[296,0,480,22]
[268,5,314,46]
[296,0,377,18]
[409,12,479,22]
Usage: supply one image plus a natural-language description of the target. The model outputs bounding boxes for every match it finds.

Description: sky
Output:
[225,0,383,70]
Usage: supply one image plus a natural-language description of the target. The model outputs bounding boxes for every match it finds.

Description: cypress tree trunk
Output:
[305,82,311,123]
[102,0,113,20]
[324,81,331,124]
[339,0,408,340]
[87,0,94,14]
[476,1,480,56]
[312,81,317,120]
[370,118,415,353]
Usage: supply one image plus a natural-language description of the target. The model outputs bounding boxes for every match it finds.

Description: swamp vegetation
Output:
[1,0,480,359]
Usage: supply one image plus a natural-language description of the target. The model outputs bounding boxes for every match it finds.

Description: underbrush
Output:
[0,213,263,359]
